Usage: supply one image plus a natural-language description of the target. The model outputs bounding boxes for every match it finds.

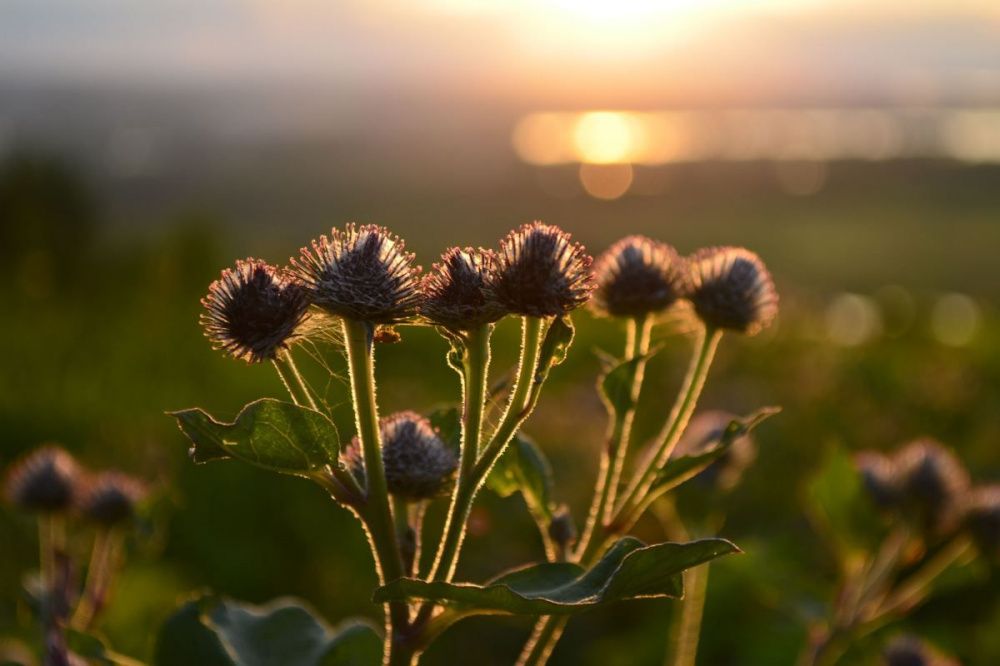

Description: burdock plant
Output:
[169,222,780,666]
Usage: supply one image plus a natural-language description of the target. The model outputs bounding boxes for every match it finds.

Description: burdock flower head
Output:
[3,445,80,513]
[856,451,901,510]
[343,412,457,500]
[686,246,778,335]
[963,485,1000,562]
[494,222,595,317]
[591,236,688,319]
[77,472,147,527]
[292,224,423,324]
[201,259,309,363]
[894,439,970,533]
[421,247,506,330]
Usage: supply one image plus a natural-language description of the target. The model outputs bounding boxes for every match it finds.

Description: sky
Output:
[2,0,1000,107]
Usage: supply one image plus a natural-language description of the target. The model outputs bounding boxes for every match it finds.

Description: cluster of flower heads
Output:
[2,445,147,527]
[591,238,778,334]
[341,411,457,501]
[200,222,779,364]
[857,439,999,559]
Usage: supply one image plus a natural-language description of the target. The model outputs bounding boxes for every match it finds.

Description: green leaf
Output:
[598,350,658,419]
[169,399,339,477]
[374,536,738,615]
[486,432,554,522]
[534,316,575,381]
[651,407,780,497]
[154,596,382,666]
[806,444,884,563]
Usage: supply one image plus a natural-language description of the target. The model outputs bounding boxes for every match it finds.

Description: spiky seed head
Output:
[3,445,80,513]
[421,247,506,330]
[291,224,423,324]
[672,411,757,492]
[894,439,970,533]
[494,222,595,317]
[343,412,457,500]
[77,471,147,526]
[963,485,1000,562]
[856,451,901,510]
[200,259,309,363]
[591,236,688,318]
[686,246,778,335]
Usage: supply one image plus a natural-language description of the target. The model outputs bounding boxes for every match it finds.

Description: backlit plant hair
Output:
[171,225,781,666]
[687,246,778,335]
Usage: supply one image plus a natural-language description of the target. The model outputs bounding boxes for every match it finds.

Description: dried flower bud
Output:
[201,259,309,363]
[686,246,778,335]
[963,485,1000,562]
[591,236,688,318]
[343,412,457,500]
[856,451,901,510]
[292,224,422,324]
[894,439,970,534]
[3,446,79,513]
[883,635,957,666]
[494,222,595,317]
[77,472,147,526]
[547,505,577,550]
[672,411,756,492]
[421,247,506,330]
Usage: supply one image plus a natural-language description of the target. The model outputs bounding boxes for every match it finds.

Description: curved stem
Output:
[341,319,411,666]
[70,527,123,630]
[518,617,568,666]
[284,351,320,412]
[271,358,302,407]
[666,564,709,666]
[612,327,721,526]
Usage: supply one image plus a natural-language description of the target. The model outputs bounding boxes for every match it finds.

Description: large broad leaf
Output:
[534,316,574,382]
[650,407,780,498]
[374,536,738,615]
[155,596,381,666]
[486,432,554,522]
[169,399,339,476]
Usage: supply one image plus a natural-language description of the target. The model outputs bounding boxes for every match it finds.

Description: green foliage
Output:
[374,537,738,615]
[169,399,340,477]
[155,596,381,666]
[651,407,781,498]
[534,316,575,382]
[486,432,555,522]
[597,350,658,418]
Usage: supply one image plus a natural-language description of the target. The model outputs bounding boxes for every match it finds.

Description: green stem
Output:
[873,535,972,619]
[70,528,117,630]
[284,351,320,412]
[271,358,303,407]
[666,564,709,666]
[576,315,651,560]
[612,327,722,528]
[341,319,412,666]
[518,617,568,666]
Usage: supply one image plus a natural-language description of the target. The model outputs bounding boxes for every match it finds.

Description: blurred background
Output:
[1,1,999,664]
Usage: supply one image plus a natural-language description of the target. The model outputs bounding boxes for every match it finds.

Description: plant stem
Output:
[576,315,651,559]
[271,358,303,407]
[39,514,69,666]
[874,535,972,619]
[284,351,320,412]
[518,617,568,666]
[414,318,542,639]
[70,528,123,631]
[341,319,412,666]
[612,327,722,527]
[666,564,709,666]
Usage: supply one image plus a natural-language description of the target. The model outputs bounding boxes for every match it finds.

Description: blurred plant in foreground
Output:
[802,438,999,665]
[2,445,149,665]
[167,223,780,665]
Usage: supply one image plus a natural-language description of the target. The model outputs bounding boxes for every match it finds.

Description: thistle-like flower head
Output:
[883,635,957,666]
[343,411,457,500]
[494,222,595,317]
[856,451,901,510]
[686,246,778,335]
[964,485,1000,562]
[591,236,688,318]
[421,247,506,330]
[894,439,970,533]
[201,259,310,363]
[3,445,79,513]
[292,224,423,324]
[78,471,147,526]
